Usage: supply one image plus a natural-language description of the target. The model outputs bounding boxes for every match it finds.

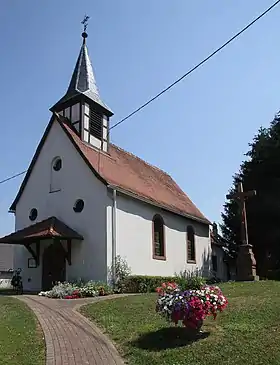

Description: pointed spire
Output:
[51,16,112,115]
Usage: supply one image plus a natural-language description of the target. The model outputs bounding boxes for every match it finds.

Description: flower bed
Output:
[156,282,228,331]
[38,281,112,299]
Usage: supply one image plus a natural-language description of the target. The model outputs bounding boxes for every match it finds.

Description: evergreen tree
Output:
[221,113,280,277]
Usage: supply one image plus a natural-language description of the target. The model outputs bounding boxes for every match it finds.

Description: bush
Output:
[108,255,131,293]
[38,280,113,299]
[206,276,222,285]
[80,281,113,297]
[122,275,175,293]
[175,269,206,290]
[39,282,80,299]
[68,277,86,287]
[122,272,207,293]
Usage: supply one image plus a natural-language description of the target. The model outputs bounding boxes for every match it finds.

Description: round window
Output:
[29,208,38,221]
[73,199,84,213]
[52,158,62,171]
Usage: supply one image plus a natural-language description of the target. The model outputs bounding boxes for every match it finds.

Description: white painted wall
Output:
[109,193,211,278]
[212,245,228,281]
[14,118,110,291]
[0,243,14,271]
[12,116,212,291]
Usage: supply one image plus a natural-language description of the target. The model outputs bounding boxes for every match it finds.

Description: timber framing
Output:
[24,241,40,266]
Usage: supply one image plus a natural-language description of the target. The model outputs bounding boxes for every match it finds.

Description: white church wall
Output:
[212,245,228,281]
[14,119,109,291]
[112,193,211,278]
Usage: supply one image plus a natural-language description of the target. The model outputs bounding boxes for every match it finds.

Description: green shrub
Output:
[122,272,207,293]
[38,280,113,298]
[122,275,175,293]
[39,282,79,298]
[81,281,113,296]
[206,276,222,285]
[175,269,206,290]
[108,255,131,293]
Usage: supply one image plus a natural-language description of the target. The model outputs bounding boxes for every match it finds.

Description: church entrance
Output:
[42,242,66,291]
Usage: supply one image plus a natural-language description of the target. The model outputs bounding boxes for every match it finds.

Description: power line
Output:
[1,0,280,186]
[109,0,280,132]
[0,171,27,185]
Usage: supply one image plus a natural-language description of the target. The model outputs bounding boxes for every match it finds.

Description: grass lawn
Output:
[80,281,280,365]
[0,297,45,365]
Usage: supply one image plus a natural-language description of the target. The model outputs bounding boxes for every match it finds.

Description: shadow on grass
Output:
[0,290,39,296]
[130,327,210,351]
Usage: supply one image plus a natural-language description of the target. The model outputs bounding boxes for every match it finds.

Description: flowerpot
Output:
[99,288,105,296]
[183,319,203,334]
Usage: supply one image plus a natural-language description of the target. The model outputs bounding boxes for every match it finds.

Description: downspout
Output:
[111,189,117,286]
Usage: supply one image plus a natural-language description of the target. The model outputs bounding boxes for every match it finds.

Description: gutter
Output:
[111,189,117,285]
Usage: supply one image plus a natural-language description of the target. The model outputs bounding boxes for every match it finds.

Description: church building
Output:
[0,29,213,291]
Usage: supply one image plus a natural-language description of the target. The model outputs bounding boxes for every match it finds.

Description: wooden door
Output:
[42,243,66,291]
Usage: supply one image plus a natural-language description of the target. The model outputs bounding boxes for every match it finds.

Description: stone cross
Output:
[226,181,256,246]
[226,181,258,281]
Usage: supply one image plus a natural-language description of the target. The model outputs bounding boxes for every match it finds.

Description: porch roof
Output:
[0,217,83,244]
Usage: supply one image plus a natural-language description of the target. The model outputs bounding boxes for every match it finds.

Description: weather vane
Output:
[81,15,90,33]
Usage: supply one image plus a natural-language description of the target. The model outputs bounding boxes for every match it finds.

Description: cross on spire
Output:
[81,15,90,43]
[81,15,90,32]
[50,13,113,116]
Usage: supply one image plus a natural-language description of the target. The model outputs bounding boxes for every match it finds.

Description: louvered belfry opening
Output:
[89,108,102,140]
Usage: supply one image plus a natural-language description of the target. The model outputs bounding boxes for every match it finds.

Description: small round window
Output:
[29,208,38,221]
[73,199,84,213]
[52,157,62,171]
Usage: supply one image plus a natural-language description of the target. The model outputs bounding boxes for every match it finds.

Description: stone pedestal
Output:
[236,244,259,281]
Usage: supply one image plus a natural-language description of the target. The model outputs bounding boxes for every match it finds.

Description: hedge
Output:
[121,274,207,293]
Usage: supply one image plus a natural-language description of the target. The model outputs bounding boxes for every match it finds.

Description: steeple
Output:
[51,32,112,115]
[51,16,113,152]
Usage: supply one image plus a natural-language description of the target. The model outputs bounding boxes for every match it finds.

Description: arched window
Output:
[52,157,62,171]
[152,214,165,260]
[50,156,62,192]
[187,225,196,263]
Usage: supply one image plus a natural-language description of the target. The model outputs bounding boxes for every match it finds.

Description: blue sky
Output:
[0,0,280,235]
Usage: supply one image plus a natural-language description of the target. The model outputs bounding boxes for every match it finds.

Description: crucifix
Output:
[81,15,90,42]
[226,181,256,246]
[226,181,259,281]
[81,15,90,32]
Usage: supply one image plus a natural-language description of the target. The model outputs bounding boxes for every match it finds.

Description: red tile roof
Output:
[59,116,210,224]
[9,114,210,224]
[0,217,83,244]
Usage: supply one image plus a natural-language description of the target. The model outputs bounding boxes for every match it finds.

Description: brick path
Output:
[17,295,126,365]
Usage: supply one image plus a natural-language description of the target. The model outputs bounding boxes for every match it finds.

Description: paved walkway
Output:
[17,295,126,365]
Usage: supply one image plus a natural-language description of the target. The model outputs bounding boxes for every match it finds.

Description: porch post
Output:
[67,239,72,266]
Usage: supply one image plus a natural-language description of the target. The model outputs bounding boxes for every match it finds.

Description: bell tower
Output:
[50,16,113,152]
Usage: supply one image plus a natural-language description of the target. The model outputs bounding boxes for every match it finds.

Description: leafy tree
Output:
[221,113,280,277]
